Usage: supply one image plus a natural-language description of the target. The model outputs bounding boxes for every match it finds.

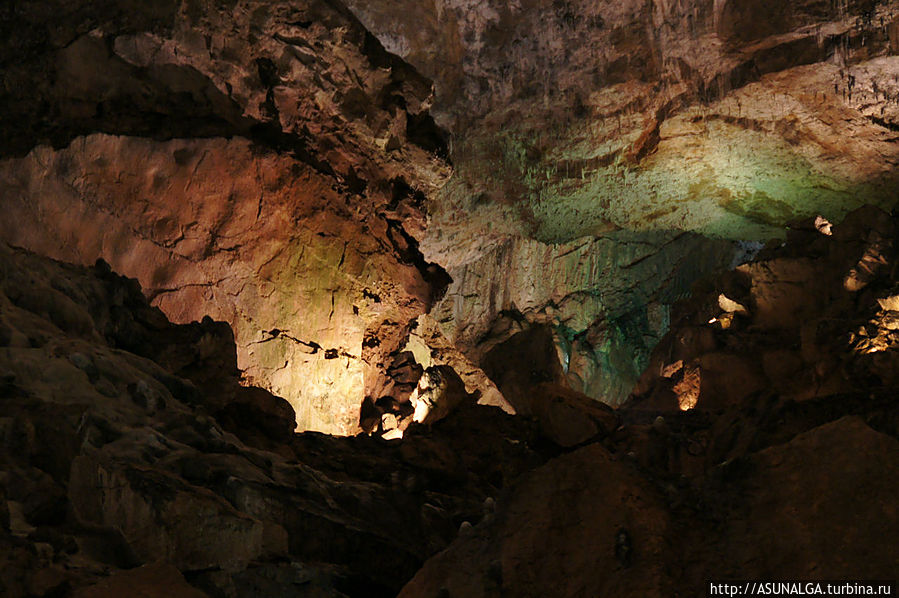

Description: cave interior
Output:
[0,0,898,597]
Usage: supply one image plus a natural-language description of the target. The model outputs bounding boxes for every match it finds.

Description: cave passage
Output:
[0,0,898,596]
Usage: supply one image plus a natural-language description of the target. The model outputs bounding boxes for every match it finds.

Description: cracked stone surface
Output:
[430,230,735,405]
[0,0,451,434]
[0,2,898,593]
[347,0,899,248]
[0,243,553,597]
[0,133,447,434]
[3,0,899,424]
[343,0,899,406]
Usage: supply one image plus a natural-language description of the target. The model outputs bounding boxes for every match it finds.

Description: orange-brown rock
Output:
[0,0,453,434]
[399,408,898,597]
[631,206,899,411]
[0,244,554,598]
[343,0,899,408]
[1,1,899,594]
[687,416,899,581]
[399,443,673,598]
[71,564,208,598]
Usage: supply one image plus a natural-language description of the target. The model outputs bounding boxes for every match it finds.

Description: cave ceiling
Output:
[1,0,898,432]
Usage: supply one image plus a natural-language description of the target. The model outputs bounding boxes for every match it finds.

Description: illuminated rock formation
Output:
[348,0,899,404]
[4,0,899,423]
[347,0,899,242]
[398,206,899,597]
[1,0,899,595]
[631,206,899,411]
[0,244,547,597]
[0,0,451,434]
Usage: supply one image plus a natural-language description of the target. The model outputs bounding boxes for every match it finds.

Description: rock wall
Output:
[1,1,897,593]
[631,206,899,412]
[397,206,899,597]
[431,230,734,405]
[0,244,553,597]
[0,0,452,434]
[348,0,899,245]
[4,0,899,425]
[344,0,899,406]
[2,208,896,597]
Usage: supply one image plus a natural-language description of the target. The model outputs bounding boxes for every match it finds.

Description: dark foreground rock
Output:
[0,244,547,598]
[398,206,899,597]
[2,205,898,598]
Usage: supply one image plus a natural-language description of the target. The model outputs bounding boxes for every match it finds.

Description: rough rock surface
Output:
[5,1,899,419]
[631,206,899,412]
[6,0,899,420]
[398,206,899,597]
[400,415,899,598]
[349,0,899,244]
[1,192,897,597]
[347,0,899,405]
[1,0,898,595]
[433,230,735,405]
[0,0,451,434]
[0,245,554,597]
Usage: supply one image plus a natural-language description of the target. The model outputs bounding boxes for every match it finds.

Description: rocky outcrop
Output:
[2,0,898,595]
[400,442,674,598]
[432,230,735,405]
[345,0,899,405]
[349,0,899,245]
[2,186,898,598]
[0,244,558,598]
[398,206,899,597]
[630,206,899,411]
[0,0,452,434]
[400,415,899,598]
[6,0,899,420]
[481,325,619,447]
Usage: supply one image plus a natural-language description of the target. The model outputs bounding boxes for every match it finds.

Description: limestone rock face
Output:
[0,244,551,597]
[433,230,735,405]
[0,0,452,434]
[345,0,899,405]
[5,0,899,420]
[631,206,899,411]
[0,134,445,435]
[2,1,898,595]
[68,455,279,571]
[1,174,898,598]
[399,414,899,598]
[349,0,899,244]
[396,205,899,596]
[399,443,673,598]
[692,416,899,580]
[481,326,618,447]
